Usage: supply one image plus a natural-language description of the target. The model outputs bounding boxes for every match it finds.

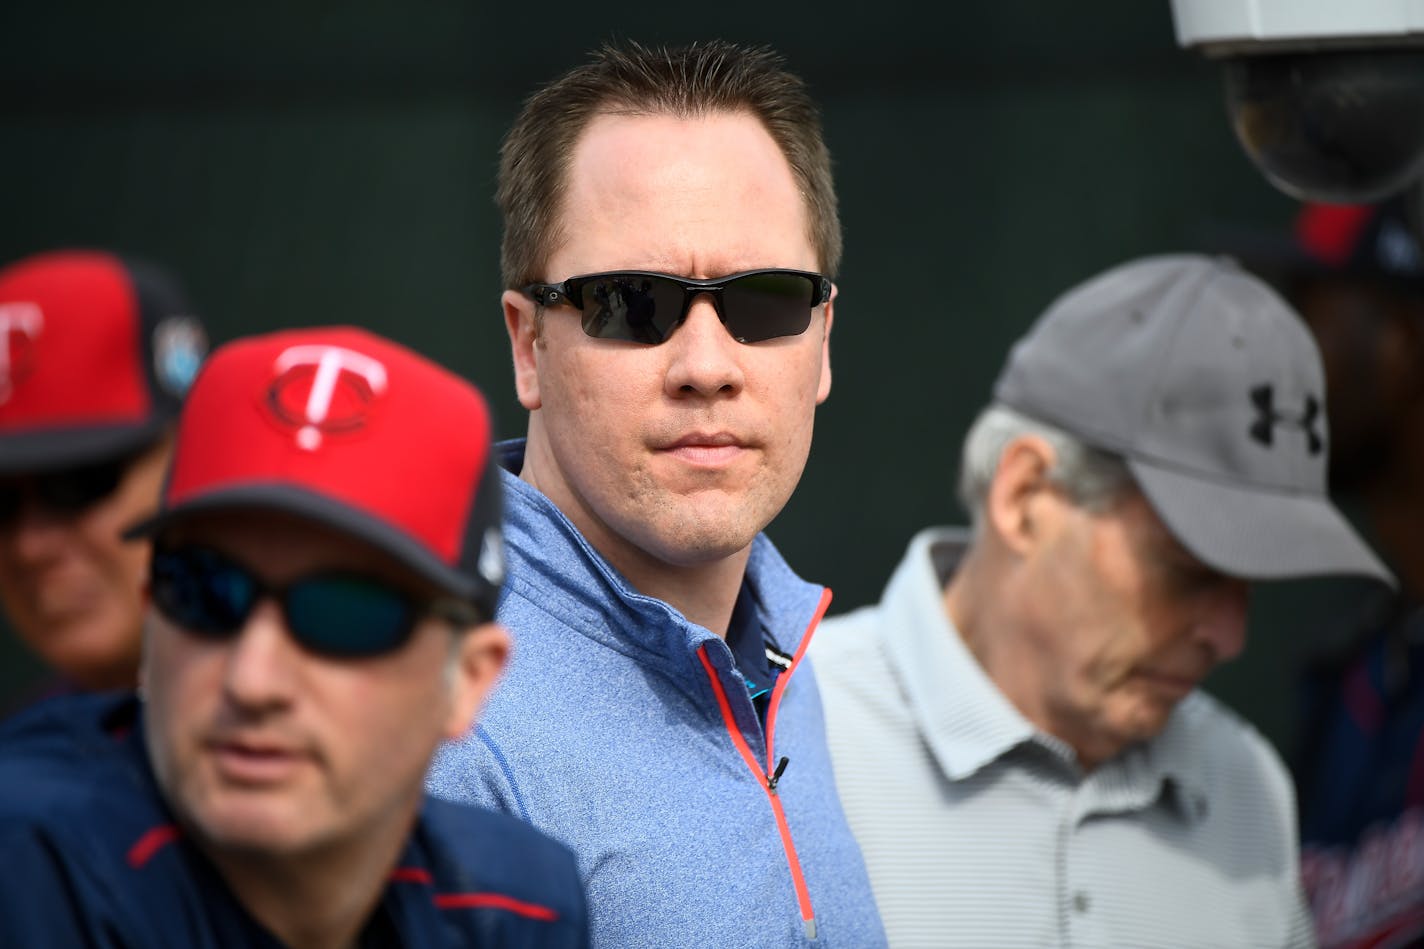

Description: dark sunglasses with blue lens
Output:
[149,546,484,659]
[523,268,831,345]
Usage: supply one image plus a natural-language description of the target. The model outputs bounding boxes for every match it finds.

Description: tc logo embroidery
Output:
[267,345,388,451]
[0,302,44,405]
[1248,384,1323,455]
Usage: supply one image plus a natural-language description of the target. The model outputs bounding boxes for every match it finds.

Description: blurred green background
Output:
[0,1,1362,757]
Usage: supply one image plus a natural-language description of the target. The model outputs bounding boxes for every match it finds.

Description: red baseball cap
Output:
[1225,197,1424,291]
[0,249,208,472]
[1291,199,1424,285]
[125,326,505,616]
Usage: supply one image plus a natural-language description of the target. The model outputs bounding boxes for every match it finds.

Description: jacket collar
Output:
[495,439,826,669]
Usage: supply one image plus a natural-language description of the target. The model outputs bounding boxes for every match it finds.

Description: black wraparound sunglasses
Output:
[0,455,135,528]
[522,269,831,345]
[150,546,484,659]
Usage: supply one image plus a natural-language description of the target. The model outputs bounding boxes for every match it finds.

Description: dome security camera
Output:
[1171,0,1424,203]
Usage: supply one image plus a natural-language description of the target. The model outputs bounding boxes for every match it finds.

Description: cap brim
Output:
[0,420,169,473]
[124,484,491,610]
[1128,459,1395,586]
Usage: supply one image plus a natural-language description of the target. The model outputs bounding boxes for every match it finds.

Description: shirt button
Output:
[1073,892,1091,914]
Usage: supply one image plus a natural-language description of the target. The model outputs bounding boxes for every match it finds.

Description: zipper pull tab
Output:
[767,756,789,793]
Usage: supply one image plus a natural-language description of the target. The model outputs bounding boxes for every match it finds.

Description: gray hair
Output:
[957,404,1135,530]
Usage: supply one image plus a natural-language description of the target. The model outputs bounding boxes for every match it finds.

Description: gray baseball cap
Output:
[993,253,1392,585]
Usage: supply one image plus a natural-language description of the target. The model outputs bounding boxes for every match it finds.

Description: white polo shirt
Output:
[809,527,1315,949]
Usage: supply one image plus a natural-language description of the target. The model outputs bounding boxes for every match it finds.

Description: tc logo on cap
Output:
[267,345,388,451]
[0,302,43,405]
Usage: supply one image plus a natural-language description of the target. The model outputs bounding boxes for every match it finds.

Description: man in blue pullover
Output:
[0,326,588,948]
[427,40,885,948]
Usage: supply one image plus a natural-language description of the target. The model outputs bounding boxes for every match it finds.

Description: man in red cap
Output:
[0,326,588,947]
[0,250,208,698]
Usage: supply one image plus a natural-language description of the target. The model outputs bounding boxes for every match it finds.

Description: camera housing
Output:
[1172,0,1424,202]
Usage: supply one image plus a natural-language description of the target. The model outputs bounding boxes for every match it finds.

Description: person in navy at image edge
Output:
[1244,198,1424,949]
[0,326,588,948]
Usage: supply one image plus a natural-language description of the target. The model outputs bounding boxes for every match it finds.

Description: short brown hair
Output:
[497,40,841,290]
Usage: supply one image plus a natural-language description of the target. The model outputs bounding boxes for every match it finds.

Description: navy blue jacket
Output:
[1296,590,1424,948]
[0,693,589,948]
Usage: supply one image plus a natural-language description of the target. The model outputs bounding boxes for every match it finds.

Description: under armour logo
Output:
[0,302,43,405]
[1248,384,1323,455]
[267,345,388,451]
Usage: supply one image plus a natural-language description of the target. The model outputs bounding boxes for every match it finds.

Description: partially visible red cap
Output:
[1294,204,1377,268]
[0,249,208,472]
[1290,199,1424,283]
[126,326,505,615]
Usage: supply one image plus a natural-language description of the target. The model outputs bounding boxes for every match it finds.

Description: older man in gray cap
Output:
[810,254,1392,949]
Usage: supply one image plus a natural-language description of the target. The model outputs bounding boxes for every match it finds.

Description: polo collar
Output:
[493,438,823,671]
[879,528,1036,781]
[880,527,1210,822]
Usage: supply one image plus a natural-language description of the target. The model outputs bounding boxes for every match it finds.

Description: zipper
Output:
[696,586,833,942]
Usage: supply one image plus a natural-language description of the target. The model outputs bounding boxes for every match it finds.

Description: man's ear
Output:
[986,435,1059,557]
[504,290,542,411]
[815,286,835,405]
[137,610,155,701]
[442,622,512,740]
